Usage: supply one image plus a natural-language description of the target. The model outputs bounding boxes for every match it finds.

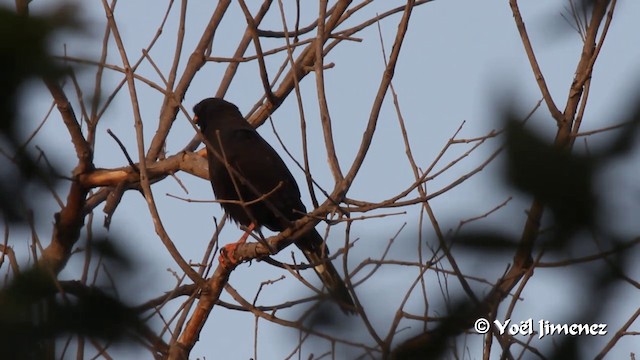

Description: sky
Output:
[4,0,640,359]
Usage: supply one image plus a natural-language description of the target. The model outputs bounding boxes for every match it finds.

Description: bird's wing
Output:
[224,127,307,221]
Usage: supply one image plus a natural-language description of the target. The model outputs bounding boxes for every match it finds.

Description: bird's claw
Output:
[218,227,252,269]
[219,242,241,269]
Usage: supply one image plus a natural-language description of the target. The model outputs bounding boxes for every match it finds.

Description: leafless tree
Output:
[2,0,638,359]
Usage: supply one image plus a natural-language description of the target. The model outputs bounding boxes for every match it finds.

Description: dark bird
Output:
[193,98,356,314]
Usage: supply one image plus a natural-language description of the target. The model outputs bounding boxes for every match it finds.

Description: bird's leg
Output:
[219,223,255,268]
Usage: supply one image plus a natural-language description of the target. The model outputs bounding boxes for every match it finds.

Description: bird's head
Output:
[192,97,242,131]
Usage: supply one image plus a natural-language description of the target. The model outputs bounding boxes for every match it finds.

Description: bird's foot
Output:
[218,223,255,269]
[219,242,241,269]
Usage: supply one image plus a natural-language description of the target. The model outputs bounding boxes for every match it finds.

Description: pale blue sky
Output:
[6,0,640,358]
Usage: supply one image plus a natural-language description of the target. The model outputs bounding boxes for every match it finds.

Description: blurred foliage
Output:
[389,96,640,359]
[0,6,153,358]
[0,238,149,359]
[0,5,78,223]
[505,119,597,240]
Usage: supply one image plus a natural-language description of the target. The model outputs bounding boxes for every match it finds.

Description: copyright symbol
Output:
[474,318,490,334]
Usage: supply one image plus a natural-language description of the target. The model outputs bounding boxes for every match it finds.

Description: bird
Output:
[193,97,356,314]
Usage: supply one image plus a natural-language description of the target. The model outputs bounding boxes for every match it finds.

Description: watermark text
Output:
[474,318,607,339]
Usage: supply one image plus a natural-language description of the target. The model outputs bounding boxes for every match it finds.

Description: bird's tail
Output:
[296,229,356,314]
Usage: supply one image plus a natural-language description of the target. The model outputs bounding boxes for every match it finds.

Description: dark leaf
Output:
[505,119,596,237]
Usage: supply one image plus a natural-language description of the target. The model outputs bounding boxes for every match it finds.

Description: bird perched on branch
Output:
[193,98,355,314]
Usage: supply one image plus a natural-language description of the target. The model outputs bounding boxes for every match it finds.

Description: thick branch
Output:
[40,80,94,274]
